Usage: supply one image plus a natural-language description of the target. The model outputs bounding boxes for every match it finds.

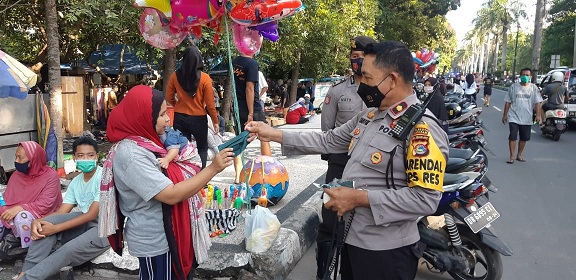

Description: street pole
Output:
[512,22,520,83]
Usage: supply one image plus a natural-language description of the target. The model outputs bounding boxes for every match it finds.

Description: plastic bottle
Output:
[0,194,5,206]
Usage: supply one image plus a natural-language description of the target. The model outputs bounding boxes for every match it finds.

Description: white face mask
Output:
[424,86,434,94]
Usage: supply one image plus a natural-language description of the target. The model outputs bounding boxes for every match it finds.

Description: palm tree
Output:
[532,0,546,80]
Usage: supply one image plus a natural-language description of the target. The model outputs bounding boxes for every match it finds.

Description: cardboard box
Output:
[269,117,285,127]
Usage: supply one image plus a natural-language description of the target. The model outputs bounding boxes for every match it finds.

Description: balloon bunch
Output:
[135,0,304,55]
[412,48,440,74]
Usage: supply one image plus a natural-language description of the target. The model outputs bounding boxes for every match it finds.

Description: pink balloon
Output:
[232,23,262,56]
[170,0,227,32]
[139,8,186,49]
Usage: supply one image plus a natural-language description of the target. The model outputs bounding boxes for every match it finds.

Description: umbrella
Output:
[0,49,37,100]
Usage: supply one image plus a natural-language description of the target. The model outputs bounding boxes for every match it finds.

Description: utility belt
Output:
[320,153,349,164]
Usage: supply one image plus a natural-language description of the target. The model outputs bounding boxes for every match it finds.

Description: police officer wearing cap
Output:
[246,41,449,280]
[316,35,375,279]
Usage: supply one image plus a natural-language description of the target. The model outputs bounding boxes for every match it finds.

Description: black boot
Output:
[316,241,332,280]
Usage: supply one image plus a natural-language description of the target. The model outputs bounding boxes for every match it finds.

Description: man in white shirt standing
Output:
[258,71,269,113]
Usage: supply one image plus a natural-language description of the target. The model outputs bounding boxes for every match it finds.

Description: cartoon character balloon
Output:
[232,23,263,56]
[230,0,302,25]
[412,48,440,74]
[139,8,186,49]
[170,0,227,32]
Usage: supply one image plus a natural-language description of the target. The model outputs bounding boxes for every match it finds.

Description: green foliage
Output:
[505,31,532,72]
[540,0,576,72]
[375,0,457,73]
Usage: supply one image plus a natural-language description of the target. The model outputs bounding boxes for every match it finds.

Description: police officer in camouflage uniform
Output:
[317,36,375,279]
[246,41,448,280]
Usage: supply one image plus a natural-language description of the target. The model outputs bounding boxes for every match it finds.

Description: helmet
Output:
[552,71,564,83]
[446,103,462,120]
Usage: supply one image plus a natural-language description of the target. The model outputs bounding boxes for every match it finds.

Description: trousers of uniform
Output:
[316,153,349,279]
[21,212,110,280]
[339,243,421,280]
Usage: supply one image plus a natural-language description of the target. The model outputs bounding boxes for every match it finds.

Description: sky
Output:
[446,0,538,48]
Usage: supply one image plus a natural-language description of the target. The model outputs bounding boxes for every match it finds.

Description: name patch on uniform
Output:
[340,97,352,102]
[359,118,370,125]
[390,102,408,118]
[405,122,445,192]
[371,152,382,164]
[378,125,393,136]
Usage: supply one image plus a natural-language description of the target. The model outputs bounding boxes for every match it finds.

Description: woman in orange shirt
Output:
[166,46,219,169]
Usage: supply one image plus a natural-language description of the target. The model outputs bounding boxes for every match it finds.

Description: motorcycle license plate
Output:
[569,111,576,117]
[477,135,487,146]
[464,202,500,233]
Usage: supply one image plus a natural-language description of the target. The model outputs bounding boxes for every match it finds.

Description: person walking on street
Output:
[246,41,448,280]
[502,68,542,164]
[166,46,219,169]
[316,35,374,280]
[462,73,477,104]
[483,74,494,106]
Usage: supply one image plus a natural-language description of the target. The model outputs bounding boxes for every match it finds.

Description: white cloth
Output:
[258,71,268,102]
[462,82,477,95]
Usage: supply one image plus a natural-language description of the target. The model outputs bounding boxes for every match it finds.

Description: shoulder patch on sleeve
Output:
[405,122,446,192]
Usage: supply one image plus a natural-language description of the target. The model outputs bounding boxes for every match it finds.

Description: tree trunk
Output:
[500,24,509,74]
[289,51,301,105]
[493,34,500,76]
[45,0,64,169]
[222,75,232,122]
[532,0,546,81]
[484,34,491,74]
[162,49,176,93]
[479,38,486,74]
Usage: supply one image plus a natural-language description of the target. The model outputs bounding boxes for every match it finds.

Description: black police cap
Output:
[350,36,377,51]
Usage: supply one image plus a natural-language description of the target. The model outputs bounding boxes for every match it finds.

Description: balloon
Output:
[433,53,440,59]
[230,0,303,25]
[170,0,227,31]
[413,57,423,65]
[226,0,244,12]
[232,23,263,56]
[411,51,416,58]
[250,21,279,42]
[422,51,434,63]
[415,51,422,59]
[134,0,172,18]
[421,48,429,57]
[427,64,437,74]
[139,8,186,49]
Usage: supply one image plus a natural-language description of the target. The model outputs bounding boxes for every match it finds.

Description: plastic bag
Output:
[244,205,281,253]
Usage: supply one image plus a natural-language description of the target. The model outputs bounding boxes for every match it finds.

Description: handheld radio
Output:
[391,83,437,141]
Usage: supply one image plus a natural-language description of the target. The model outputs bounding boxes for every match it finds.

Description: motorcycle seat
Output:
[449,148,474,160]
[446,158,468,173]
[443,173,469,185]
[448,125,477,135]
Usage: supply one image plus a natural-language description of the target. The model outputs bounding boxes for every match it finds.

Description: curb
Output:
[82,175,325,280]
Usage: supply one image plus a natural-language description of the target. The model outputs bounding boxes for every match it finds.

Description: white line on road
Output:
[492,106,502,111]
[531,129,536,134]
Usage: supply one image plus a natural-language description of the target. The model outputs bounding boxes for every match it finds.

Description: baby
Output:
[158,127,191,169]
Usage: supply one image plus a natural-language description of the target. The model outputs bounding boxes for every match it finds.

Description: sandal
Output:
[516,157,526,162]
[506,159,514,164]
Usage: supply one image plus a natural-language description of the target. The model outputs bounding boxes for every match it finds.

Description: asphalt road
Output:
[289,88,576,280]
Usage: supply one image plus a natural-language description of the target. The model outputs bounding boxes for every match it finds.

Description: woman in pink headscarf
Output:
[0,141,62,253]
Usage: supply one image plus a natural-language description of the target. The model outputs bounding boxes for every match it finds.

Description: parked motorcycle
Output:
[419,172,512,280]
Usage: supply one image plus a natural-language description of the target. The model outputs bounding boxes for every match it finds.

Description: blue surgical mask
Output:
[14,161,30,174]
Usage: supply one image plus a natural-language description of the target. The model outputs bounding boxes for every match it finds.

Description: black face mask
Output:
[14,161,30,174]
[350,58,364,76]
[357,75,391,108]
